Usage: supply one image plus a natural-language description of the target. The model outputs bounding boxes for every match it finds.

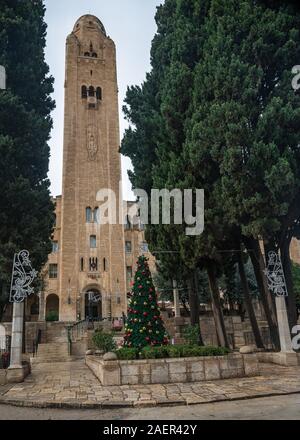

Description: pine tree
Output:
[124,255,169,349]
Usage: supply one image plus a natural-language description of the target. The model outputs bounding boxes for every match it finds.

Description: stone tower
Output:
[59,15,126,322]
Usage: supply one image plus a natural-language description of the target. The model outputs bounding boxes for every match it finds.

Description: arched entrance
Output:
[84,289,102,321]
[46,294,59,321]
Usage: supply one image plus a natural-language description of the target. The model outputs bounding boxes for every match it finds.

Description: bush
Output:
[140,346,169,359]
[114,344,230,360]
[92,329,116,353]
[183,325,201,345]
[115,348,138,360]
[46,311,59,322]
[165,345,182,358]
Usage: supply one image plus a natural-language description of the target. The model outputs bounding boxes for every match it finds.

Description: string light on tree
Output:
[124,255,169,348]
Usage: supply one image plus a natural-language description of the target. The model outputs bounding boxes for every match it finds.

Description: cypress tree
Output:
[0,0,55,319]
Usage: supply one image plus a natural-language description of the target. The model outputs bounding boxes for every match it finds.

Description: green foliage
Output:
[183,325,201,345]
[220,259,259,308]
[45,311,58,322]
[116,345,230,360]
[115,348,138,360]
[175,345,230,358]
[0,0,55,319]
[292,263,300,309]
[140,345,169,359]
[121,0,300,334]
[92,329,117,353]
[124,255,169,349]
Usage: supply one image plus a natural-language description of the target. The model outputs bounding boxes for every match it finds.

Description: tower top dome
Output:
[73,14,106,36]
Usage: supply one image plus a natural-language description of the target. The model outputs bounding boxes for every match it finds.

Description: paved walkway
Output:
[1,361,300,409]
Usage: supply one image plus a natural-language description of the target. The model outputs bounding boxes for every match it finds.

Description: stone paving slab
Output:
[1,360,300,409]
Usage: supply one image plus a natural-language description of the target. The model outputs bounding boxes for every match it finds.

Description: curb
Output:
[1,390,300,410]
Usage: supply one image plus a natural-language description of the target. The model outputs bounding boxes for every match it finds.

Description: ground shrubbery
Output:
[114,345,230,360]
[92,329,117,353]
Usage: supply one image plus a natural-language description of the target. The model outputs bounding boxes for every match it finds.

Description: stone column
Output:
[173,280,180,318]
[276,296,293,352]
[38,291,45,322]
[7,302,25,383]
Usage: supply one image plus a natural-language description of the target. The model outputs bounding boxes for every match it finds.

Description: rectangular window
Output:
[52,241,59,253]
[125,241,132,254]
[80,258,84,272]
[49,264,58,279]
[86,208,92,223]
[126,266,132,284]
[90,235,97,248]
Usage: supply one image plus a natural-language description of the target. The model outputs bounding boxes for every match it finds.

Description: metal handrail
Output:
[68,319,89,342]
[32,330,42,357]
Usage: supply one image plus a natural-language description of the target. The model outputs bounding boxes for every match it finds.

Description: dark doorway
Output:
[85,289,102,321]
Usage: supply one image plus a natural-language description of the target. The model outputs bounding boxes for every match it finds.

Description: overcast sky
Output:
[44,0,162,199]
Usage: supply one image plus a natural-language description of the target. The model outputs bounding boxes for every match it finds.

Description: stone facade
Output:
[36,15,153,324]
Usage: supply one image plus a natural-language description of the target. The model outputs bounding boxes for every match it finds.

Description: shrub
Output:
[115,348,138,360]
[46,311,59,322]
[140,346,169,359]
[92,329,116,353]
[183,325,201,345]
[165,345,182,358]
[113,344,230,360]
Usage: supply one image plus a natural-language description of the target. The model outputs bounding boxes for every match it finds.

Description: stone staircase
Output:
[31,322,72,364]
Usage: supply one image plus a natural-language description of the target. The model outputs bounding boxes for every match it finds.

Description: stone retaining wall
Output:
[86,353,259,386]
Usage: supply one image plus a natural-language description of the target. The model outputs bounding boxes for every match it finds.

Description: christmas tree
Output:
[124,255,169,348]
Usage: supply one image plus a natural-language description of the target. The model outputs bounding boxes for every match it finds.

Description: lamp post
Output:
[8,250,37,383]
[264,251,294,354]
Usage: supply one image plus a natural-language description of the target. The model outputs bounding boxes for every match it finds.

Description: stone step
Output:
[31,356,72,365]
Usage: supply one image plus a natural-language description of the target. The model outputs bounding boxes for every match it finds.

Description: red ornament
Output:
[138,285,143,289]
[143,312,148,317]
[149,288,153,292]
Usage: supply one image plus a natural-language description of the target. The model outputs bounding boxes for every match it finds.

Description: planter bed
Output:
[86,352,259,386]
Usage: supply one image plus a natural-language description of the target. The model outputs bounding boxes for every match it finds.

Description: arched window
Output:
[90,235,97,249]
[94,207,100,224]
[81,85,87,99]
[88,86,95,97]
[92,52,98,58]
[86,207,92,223]
[84,52,90,57]
[90,42,93,52]
[96,87,102,100]
[103,258,107,272]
